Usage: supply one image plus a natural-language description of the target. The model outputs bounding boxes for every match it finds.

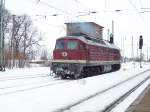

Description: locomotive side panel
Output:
[87,44,121,65]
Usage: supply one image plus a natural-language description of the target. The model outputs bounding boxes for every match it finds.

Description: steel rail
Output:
[0,79,70,96]
[0,73,50,81]
[54,69,150,112]
[102,75,150,112]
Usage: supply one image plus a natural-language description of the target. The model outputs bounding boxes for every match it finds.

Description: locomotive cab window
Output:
[55,40,65,49]
[67,41,78,49]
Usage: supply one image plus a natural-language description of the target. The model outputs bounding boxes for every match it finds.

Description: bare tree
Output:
[2,10,12,69]
[5,14,42,68]
[21,16,42,62]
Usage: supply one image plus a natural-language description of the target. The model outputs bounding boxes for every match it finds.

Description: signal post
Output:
[139,35,143,68]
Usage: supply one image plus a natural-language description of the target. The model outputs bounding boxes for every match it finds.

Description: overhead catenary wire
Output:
[33,18,65,28]
[27,0,150,35]
[37,1,71,15]
[24,0,84,22]
[139,0,143,8]
[26,0,149,22]
[33,0,138,20]
[129,0,150,60]
[32,0,131,23]
[129,0,150,31]
[140,7,150,13]
[28,0,145,20]
[34,0,85,21]
[141,8,150,9]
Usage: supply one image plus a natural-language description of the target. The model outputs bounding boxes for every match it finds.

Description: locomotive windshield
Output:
[55,40,65,49]
[67,41,78,49]
[55,40,78,50]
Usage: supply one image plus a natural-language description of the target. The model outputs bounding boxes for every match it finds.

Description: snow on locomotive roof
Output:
[58,36,120,50]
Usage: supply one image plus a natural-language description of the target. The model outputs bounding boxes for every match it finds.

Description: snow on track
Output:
[0,73,49,81]
[0,79,69,96]
[66,70,150,112]
[0,63,150,112]
[111,78,150,112]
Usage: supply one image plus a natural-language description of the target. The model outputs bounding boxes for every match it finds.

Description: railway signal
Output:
[139,35,143,68]
[139,35,143,49]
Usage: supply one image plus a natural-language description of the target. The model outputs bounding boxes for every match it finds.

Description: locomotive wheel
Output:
[60,75,67,79]
[111,64,121,71]
[73,74,80,79]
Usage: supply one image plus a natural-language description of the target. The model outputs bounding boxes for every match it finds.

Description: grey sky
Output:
[5,0,150,58]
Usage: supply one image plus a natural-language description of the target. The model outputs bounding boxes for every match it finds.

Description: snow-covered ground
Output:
[0,62,150,112]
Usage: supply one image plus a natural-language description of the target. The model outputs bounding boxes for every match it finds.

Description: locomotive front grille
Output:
[51,62,83,76]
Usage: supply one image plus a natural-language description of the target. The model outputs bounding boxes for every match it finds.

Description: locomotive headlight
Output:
[62,52,68,57]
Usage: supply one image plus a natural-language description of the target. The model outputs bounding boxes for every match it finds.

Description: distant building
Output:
[65,22,104,39]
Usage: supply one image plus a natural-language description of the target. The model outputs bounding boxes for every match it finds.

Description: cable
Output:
[141,8,150,9]
[129,0,150,31]
[32,18,65,28]
[27,0,85,22]
[38,1,71,15]
[129,0,140,11]
[104,0,107,11]
[139,0,143,8]
[36,0,84,21]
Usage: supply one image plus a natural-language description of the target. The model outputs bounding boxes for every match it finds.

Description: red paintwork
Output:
[88,45,120,61]
[53,37,121,62]
[53,38,88,60]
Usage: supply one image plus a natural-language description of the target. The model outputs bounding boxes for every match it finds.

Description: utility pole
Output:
[24,22,27,63]
[131,36,134,61]
[0,0,5,71]
[147,48,148,61]
[112,20,114,36]
[107,29,110,41]
[139,35,143,68]
[11,15,15,68]
[137,41,138,58]
[110,20,114,44]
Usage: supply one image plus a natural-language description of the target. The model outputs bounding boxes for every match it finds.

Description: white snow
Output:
[0,62,149,112]
[68,68,150,112]
[111,78,150,112]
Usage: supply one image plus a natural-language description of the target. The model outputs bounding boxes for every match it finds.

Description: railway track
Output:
[0,73,71,96]
[53,70,150,112]
[103,74,150,112]
[0,80,70,96]
[0,73,50,81]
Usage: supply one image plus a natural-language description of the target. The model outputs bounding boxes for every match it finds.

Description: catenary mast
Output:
[0,0,5,71]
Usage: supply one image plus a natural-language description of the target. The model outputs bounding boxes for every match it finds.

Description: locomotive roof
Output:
[58,36,120,50]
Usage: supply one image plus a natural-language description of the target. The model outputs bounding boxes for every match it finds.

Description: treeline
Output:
[3,10,44,69]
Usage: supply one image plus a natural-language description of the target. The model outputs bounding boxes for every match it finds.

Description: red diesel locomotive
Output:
[51,22,121,79]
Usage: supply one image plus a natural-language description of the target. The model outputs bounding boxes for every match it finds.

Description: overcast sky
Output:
[5,0,150,58]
